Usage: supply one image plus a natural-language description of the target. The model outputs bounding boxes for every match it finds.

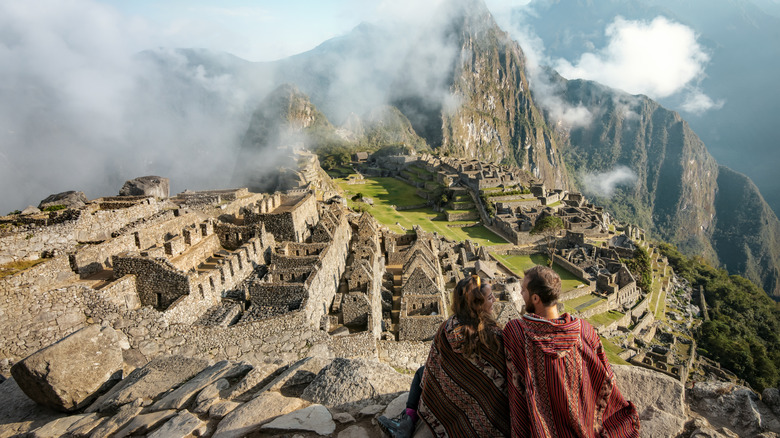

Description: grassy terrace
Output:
[649,270,668,322]
[492,254,588,292]
[451,202,475,209]
[562,294,607,313]
[588,310,625,327]
[601,337,629,365]
[332,174,506,246]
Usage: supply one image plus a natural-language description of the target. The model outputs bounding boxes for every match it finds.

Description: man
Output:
[503,265,640,438]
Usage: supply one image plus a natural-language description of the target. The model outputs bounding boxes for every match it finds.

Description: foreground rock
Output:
[119,175,170,198]
[88,355,210,413]
[302,357,413,407]
[10,325,123,412]
[211,391,307,438]
[690,381,780,437]
[38,191,88,209]
[0,377,62,437]
[19,350,773,438]
[612,364,687,437]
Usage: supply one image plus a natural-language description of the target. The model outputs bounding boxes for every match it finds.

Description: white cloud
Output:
[582,166,637,198]
[0,0,254,213]
[554,16,712,100]
[680,88,725,115]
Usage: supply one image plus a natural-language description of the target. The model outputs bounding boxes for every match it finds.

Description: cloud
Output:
[680,88,725,115]
[0,0,257,213]
[553,16,712,100]
[582,166,638,198]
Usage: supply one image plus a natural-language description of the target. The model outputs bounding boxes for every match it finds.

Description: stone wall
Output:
[163,236,267,325]
[577,300,612,319]
[631,311,655,335]
[113,255,190,310]
[398,311,445,341]
[0,255,75,294]
[342,292,372,326]
[559,285,597,302]
[251,192,319,243]
[1,201,162,264]
[553,254,593,285]
[445,211,479,221]
[77,199,162,242]
[135,213,203,251]
[629,295,650,319]
[299,213,351,325]
[169,234,222,272]
[0,221,78,264]
[0,283,141,373]
[250,284,308,310]
[70,234,137,278]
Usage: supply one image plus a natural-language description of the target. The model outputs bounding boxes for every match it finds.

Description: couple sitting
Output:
[379,265,640,438]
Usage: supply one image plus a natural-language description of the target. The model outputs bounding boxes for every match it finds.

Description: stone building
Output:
[339,213,385,338]
[243,191,319,243]
[394,232,449,341]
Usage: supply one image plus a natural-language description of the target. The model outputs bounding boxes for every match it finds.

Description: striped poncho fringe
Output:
[503,314,640,438]
[419,316,511,437]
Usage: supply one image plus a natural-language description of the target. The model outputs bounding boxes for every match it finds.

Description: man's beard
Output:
[525,302,535,314]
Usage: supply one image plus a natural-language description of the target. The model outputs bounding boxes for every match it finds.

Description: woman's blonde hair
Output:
[451,275,501,358]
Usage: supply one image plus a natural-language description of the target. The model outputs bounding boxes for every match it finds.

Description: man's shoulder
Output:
[577,318,601,346]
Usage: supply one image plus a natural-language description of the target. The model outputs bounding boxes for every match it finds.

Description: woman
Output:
[381,275,510,437]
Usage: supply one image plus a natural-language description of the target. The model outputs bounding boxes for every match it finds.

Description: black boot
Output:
[377,412,415,438]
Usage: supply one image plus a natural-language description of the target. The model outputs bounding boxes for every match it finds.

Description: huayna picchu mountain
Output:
[172,0,780,298]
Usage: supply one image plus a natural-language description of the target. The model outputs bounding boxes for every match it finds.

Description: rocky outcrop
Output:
[6,345,780,438]
[613,364,687,437]
[10,325,124,412]
[38,191,88,210]
[689,381,780,437]
[119,176,170,198]
[4,355,417,437]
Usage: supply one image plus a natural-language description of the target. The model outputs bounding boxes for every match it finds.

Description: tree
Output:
[624,245,652,292]
[530,216,565,266]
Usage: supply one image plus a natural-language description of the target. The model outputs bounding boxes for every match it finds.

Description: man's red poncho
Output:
[503,313,640,438]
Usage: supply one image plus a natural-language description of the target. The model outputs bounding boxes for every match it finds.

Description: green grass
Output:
[588,310,625,327]
[562,294,606,313]
[649,272,667,322]
[492,254,588,292]
[335,176,506,246]
[326,166,357,179]
[547,201,561,207]
[601,337,630,365]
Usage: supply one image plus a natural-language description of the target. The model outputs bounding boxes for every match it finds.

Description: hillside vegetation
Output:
[658,243,780,391]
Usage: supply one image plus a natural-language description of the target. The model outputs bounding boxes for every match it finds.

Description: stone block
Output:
[112,409,178,438]
[301,358,412,407]
[119,176,169,198]
[211,391,306,438]
[11,325,123,412]
[88,355,209,413]
[150,360,252,411]
[147,410,205,438]
[261,404,336,436]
